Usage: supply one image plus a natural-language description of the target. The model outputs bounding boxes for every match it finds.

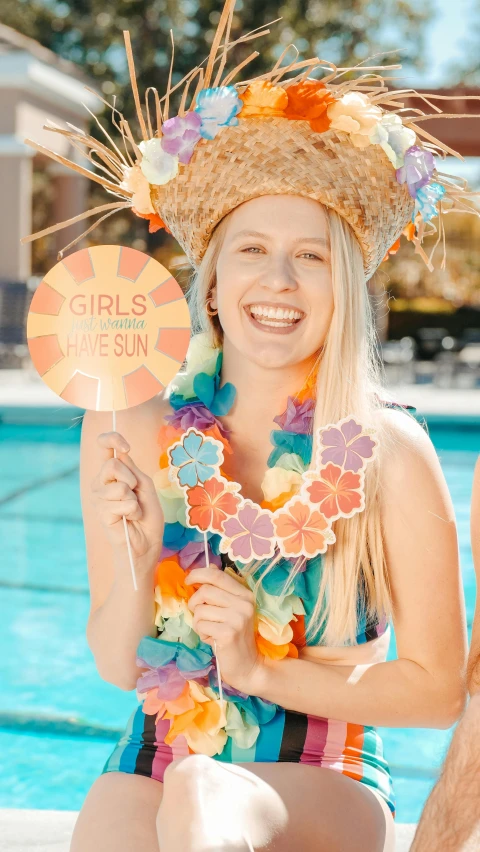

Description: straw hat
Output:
[22,0,480,279]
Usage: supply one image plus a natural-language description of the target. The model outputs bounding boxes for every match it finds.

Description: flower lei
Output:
[135,336,382,758]
[121,78,443,255]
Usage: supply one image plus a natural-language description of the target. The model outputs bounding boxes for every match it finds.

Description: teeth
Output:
[249,305,303,322]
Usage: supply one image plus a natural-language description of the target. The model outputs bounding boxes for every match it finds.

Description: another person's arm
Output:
[468,457,480,695]
[80,395,167,690]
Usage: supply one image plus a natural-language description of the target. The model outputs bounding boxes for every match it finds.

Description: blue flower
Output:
[267,431,313,467]
[163,521,204,552]
[414,181,446,222]
[195,86,243,140]
[170,429,220,487]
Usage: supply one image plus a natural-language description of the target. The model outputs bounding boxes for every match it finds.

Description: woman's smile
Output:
[244,301,306,335]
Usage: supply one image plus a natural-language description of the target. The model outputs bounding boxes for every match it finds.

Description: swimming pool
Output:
[0,413,478,822]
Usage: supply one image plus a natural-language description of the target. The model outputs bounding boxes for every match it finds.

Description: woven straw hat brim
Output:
[151,116,415,279]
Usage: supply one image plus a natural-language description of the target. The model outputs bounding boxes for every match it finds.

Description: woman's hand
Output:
[185,565,264,694]
[90,430,164,562]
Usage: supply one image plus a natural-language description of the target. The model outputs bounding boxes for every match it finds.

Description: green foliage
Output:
[2,0,434,270]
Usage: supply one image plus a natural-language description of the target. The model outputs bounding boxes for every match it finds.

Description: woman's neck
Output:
[219,339,318,431]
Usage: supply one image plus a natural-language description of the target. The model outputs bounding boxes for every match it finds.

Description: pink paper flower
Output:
[221,501,275,563]
[319,418,376,473]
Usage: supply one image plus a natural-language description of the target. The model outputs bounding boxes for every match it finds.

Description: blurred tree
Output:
[2,0,434,271]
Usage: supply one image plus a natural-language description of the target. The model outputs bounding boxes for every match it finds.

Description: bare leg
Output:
[156,754,395,852]
[70,772,163,852]
[411,694,480,852]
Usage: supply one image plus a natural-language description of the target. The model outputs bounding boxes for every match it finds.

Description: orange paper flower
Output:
[154,557,194,602]
[238,80,288,117]
[382,237,401,262]
[306,464,363,520]
[186,477,241,532]
[132,208,171,234]
[284,80,335,132]
[274,497,335,557]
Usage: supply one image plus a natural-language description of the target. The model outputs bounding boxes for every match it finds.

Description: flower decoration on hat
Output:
[22,0,480,279]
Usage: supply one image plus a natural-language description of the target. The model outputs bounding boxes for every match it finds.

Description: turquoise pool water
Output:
[0,414,478,822]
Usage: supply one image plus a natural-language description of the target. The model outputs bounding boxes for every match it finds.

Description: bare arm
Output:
[248,410,467,728]
[467,456,480,695]
[80,394,168,690]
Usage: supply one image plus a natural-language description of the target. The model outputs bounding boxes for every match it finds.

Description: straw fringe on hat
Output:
[21,0,480,279]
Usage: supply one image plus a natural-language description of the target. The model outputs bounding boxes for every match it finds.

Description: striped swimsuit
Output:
[102,356,411,817]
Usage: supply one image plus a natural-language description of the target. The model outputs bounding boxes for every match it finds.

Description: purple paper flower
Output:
[396,145,436,199]
[165,403,228,436]
[414,181,446,222]
[177,539,222,570]
[222,501,275,562]
[320,418,376,473]
[274,397,315,434]
[136,661,188,699]
[161,111,202,164]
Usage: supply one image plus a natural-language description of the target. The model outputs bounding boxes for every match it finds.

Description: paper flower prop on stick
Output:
[168,417,378,571]
[26,245,191,590]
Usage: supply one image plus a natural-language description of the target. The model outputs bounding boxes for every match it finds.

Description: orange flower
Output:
[306,464,363,520]
[261,490,293,512]
[403,222,416,241]
[132,208,171,234]
[238,80,288,117]
[382,237,401,263]
[186,477,241,532]
[290,613,306,649]
[154,557,194,602]
[284,80,335,132]
[256,633,291,660]
[274,497,335,557]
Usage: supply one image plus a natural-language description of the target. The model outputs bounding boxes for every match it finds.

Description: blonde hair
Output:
[186,203,407,646]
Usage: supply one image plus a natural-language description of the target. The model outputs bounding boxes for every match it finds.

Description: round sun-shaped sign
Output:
[27,245,191,411]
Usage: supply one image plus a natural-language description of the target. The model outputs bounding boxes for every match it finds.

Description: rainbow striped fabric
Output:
[102,702,395,814]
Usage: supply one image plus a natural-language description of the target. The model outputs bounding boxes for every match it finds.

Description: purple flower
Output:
[221,501,275,562]
[396,145,436,199]
[136,660,187,700]
[165,403,228,436]
[320,418,376,473]
[274,397,315,434]
[161,111,202,164]
[177,539,222,570]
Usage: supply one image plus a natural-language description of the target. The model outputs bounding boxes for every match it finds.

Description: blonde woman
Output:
[71,193,466,852]
[24,3,480,849]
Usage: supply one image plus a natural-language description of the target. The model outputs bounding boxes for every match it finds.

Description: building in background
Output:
[0,24,100,365]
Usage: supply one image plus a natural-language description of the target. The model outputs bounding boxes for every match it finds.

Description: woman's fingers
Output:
[188,584,234,610]
[186,565,254,602]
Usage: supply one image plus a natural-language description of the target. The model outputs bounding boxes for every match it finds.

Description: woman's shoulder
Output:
[374,403,442,489]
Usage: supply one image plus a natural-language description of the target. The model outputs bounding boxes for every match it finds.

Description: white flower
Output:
[327,92,383,148]
[119,164,155,214]
[139,138,178,185]
[369,113,417,168]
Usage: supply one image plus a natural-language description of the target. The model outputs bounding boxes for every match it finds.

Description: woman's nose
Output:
[260,257,298,292]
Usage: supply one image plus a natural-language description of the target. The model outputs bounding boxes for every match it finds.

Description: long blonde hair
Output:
[186,203,406,646]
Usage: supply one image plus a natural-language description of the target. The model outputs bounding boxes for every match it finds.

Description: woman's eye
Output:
[301,252,322,260]
[241,246,263,253]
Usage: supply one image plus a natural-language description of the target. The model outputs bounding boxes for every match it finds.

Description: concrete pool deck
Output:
[0,368,479,420]
[0,809,417,850]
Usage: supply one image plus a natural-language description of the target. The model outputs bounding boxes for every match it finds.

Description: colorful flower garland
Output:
[135,337,386,757]
[121,78,444,253]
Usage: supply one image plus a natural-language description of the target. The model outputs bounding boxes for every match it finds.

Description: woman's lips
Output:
[243,305,305,335]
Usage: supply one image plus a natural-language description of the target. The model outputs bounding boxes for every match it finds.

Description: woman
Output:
[24,2,477,848]
[70,191,466,852]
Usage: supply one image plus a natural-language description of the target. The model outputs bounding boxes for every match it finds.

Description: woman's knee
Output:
[70,772,163,852]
